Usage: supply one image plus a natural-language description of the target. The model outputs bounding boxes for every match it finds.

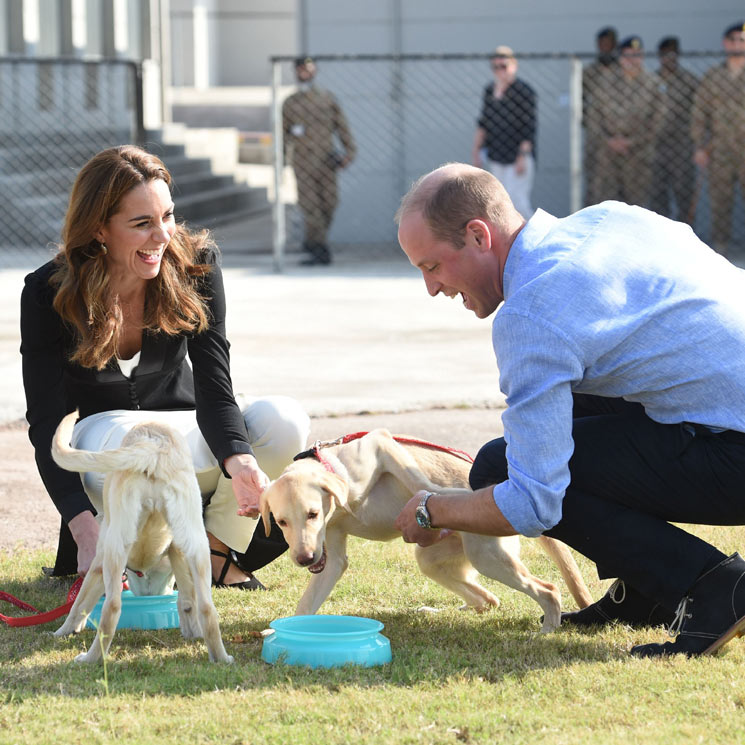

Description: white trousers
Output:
[71,395,310,553]
[486,155,535,219]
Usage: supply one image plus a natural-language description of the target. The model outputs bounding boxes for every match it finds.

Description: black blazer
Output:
[20,255,253,523]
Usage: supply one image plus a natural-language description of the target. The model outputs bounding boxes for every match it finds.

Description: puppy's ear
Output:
[259,483,274,537]
[320,472,351,520]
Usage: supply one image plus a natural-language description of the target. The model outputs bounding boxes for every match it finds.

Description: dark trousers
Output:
[469,394,745,611]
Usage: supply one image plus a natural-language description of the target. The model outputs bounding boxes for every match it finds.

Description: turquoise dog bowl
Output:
[85,590,180,630]
[261,615,392,668]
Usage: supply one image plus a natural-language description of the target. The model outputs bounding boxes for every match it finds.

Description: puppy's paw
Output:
[73,651,99,664]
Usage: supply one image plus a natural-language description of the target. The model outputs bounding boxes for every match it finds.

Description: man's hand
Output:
[693,148,710,169]
[608,135,631,155]
[67,510,99,576]
[224,454,271,519]
[395,491,452,547]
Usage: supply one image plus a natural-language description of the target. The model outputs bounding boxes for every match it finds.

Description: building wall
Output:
[302,0,743,57]
[170,0,297,86]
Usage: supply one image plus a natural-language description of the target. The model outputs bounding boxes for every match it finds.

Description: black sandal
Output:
[210,548,266,590]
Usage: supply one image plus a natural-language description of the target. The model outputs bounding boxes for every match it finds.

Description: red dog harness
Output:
[294,431,474,473]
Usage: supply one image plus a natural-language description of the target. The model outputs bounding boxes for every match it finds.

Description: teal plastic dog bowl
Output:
[261,615,392,668]
[85,590,180,630]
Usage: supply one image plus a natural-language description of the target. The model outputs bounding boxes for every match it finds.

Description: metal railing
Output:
[0,57,143,266]
[270,51,739,269]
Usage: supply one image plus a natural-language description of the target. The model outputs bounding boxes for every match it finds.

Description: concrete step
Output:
[161,154,214,177]
[171,170,236,197]
[175,184,268,226]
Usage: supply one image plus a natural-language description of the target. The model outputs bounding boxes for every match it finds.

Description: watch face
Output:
[415,505,429,529]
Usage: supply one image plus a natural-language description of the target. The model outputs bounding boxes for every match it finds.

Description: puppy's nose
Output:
[296,553,315,567]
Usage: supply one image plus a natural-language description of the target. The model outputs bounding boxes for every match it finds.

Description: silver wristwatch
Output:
[415,491,435,529]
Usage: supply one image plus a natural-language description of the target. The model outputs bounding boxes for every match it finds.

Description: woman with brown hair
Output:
[21,145,309,591]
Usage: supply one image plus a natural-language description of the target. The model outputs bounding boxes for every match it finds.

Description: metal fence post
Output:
[270,58,286,273]
[568,56,583,214]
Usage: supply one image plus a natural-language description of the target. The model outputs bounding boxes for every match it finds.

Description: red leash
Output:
[296,431,474,473]
[0,577,83,627]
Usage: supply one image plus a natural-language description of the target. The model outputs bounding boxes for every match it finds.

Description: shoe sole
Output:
[703,614,745,655]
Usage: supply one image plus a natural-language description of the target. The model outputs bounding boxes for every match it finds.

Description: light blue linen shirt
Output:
[492,202,745,537]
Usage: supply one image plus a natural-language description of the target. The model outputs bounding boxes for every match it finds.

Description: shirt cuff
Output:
[492,483,547,538]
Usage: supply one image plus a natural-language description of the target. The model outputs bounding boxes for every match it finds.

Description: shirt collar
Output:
[503,209,557,299]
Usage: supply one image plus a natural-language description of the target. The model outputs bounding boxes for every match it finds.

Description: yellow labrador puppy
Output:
[51,411,233,664]
[260,430,592,631]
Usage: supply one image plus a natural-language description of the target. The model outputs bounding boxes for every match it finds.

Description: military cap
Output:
[619,35,643,51]
[723,21,745,38]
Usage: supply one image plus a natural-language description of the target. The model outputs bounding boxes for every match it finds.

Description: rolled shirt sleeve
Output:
[491,310,584,536]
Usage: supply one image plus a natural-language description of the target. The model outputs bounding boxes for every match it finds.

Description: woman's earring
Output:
[100,243,108,255]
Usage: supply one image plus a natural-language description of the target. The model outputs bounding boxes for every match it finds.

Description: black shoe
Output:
[300,254,331,266]
[300,242,331,266]
[211,548,266,591]
[561,579,675,629]
[631,552,745,658]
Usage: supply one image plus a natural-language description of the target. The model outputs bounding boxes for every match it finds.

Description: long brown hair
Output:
[51,145,213,370]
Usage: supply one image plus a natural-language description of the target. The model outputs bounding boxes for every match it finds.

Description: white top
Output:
[116,350,141,379]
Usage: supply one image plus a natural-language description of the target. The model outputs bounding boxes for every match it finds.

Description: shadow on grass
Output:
[4,571,623,700]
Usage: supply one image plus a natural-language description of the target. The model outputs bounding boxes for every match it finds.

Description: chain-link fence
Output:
[0,58,143,266]
[271,51,743,268]
[2,52,741,271]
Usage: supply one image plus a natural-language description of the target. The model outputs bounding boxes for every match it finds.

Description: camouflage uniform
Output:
[650,65,699,222]
[582,59,619,205]
[588,66,665,207]
[690,64,745,249]
[282,85,356,256]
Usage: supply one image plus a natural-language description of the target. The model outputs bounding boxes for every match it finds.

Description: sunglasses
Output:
[491,62,509,70]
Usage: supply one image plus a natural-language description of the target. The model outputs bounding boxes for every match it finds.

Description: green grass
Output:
[2,526,745,745]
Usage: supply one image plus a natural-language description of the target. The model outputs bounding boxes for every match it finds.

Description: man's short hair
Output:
[658,36,680,54]
[395,166,510,248]
[294,56,314,68]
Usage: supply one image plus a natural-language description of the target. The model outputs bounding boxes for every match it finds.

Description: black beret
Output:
[619,35,643,51]
[723,21,745,37]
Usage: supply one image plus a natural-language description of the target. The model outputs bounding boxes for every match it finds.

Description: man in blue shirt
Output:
[394,162,745,658]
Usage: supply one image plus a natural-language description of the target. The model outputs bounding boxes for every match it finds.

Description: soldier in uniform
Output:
[589,36,665,207]
[650,37,699,224]
[690,22,745,256]
[282,57,356,265]
[582,27,619,206]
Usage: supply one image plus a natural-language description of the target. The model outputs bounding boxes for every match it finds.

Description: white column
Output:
[7,0,40,55]
[101,0,128,58]
[192,0,215,89]
[59,0,87,56]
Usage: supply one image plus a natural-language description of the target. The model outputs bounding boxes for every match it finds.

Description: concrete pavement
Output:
[7,207,745,426]
[0,241,504,425]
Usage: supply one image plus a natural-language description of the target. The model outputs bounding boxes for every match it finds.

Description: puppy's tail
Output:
[51,410,166,477]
